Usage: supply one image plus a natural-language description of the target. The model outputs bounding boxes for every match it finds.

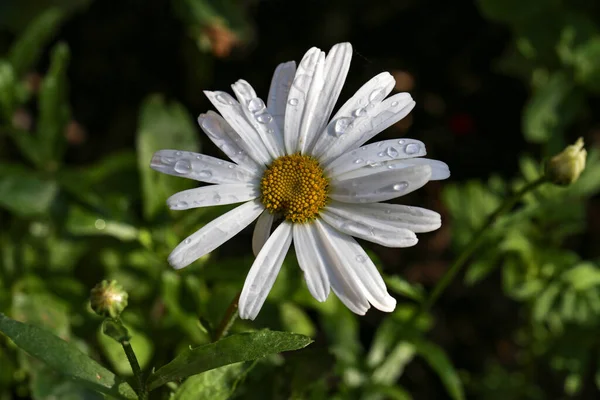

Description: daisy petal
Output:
[313,219,370,315]
[325,138,427,177]
[327,200,442,233]
[167,183,259,210]
[304,43,353,154]
[284,47,326,154]
[231,80,285,159]
[168,200,264,269]
[198,111,263,174]
[330,164,432,203]
[150,150,256,184]
[239,222,293,320]
[318,93,416,163]
[252,210,274,256]
[320,209,418,248]
[293,223,330,302]
[310,72,395,159]
[334,157,450,181]
[267,61,296,133]
[318,220,396,312]
[204,91,271,165]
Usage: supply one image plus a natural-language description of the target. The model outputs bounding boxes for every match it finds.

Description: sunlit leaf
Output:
[172,363,251,400]
[0,314,137,399]
[147,330,312,390]
[0,164,57,216]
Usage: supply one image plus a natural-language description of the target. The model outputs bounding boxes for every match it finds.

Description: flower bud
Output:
[546,138,587,185]
[90,280,128,318]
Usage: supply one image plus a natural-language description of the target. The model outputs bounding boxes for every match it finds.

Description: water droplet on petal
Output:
[174,160,192,174]
[386,147,399,158]
[216,93,232,105]
[161,156,176,165]
[196,155,202,160]
[228,164,234,169]
[391,101,399,107]
[393,182,409,191]
[247,98,265,113]
[288,98,299,106]
[176,201,188,208]
[198,170,213,179]
[175,151,182,156]
[369,88,386,103]
[398,140,405,145]
[405,143,419,154]
[385,209,392,214]
[293,74,311,92]
[334,117,353,136]
[352,107,366,117]
[353,158,364,164]
[256,113,273,124]
[377,152,385,157]
[355,254,367,263]
[366,160,382,167]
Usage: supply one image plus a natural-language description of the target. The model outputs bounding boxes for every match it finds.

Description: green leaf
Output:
[136,94,201,220]
[37,42,71,166]
[372,341,416,384]
[0,314,137,399]
[7,8,65,76]
[66,205,139,241]
[279,302,316,337]
[0,164,58,216]
[147,330,313,390]
[0,61,18,119]
[385,275,425,302]
[97,325,154,376]
[172,363,251,400]
[412,338,465,400]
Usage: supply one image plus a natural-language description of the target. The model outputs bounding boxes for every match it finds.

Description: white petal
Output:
[293,223,330,302]
[320,209,418,248]
[325,138,427,177]
[167,183,259,210]
[267,61,296,133]
[198,111,263,174]
[303,43,353,154]
[204,91,272,165]
[150,150,256,184]
[330,164,432,203]
[231,80,285,159]
[252,210,274,257]
[284,47,326,154]
[318,93,415,163]
[313,219,370,315]
[239,222,293,320]
[310,72,395,159]
[317,220,396,312]
[326,200,441,233]
[168,200,264,269]
[334,157,450,181]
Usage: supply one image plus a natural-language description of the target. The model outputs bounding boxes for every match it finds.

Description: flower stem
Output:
[213,292,241,341]
[121,338,147,400]
[410,176,548,325]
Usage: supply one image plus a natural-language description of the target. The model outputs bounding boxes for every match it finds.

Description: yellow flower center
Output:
[260,154,329,223]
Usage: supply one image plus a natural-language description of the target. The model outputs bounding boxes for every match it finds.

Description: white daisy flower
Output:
[150,43,449,320]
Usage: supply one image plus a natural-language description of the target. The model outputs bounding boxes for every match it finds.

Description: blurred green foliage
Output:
[0,0,599,399]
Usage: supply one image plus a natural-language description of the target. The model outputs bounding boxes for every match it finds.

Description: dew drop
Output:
[228,164,234,169]
[256,113,273,124]
[161,156,176,165]
[268,129,274,134]
[334,117,353,136]
[398,140,405,145]
[196,155,202,160]
[377,152,385,157]
[366,160,382,167]
[247,98,265,113]
[385,209,392,214]
[198,170,213,179]
[369,88,386,103]
[184,238,192,244]
[175,151,182,156]
[353,158,364,164]
[174,160,192,174]
[385,147,399,158]
[391,101,399,107]
[352,107,366,117]
[217,160,224,165]
[216,93,232,105]
[355,254,367,263]
[288,98,299,106]
[405,143,419,154]
[293,74,311,91]
[393,182,409,191]
[175,201,188,208]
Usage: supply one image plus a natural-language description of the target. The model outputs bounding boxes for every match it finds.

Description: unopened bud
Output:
[546,138,587,185]
[90,280,128,318]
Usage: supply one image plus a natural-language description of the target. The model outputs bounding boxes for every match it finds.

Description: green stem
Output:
[410,176,548,325]
[213,292,241,341]
[121,339,147,400]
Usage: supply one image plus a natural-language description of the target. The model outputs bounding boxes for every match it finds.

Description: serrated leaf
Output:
[412,338,465,400]
[173,363,250,400]
[0,164,57,216]
[0,314,137,399]
[7,8,65,76]
[136,94,201,220]
[147,330,313,390]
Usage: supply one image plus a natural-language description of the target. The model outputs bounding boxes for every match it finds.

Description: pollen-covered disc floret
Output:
[260,154,329,223]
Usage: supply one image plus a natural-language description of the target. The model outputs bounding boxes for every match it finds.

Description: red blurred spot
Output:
[449,113,475,136]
